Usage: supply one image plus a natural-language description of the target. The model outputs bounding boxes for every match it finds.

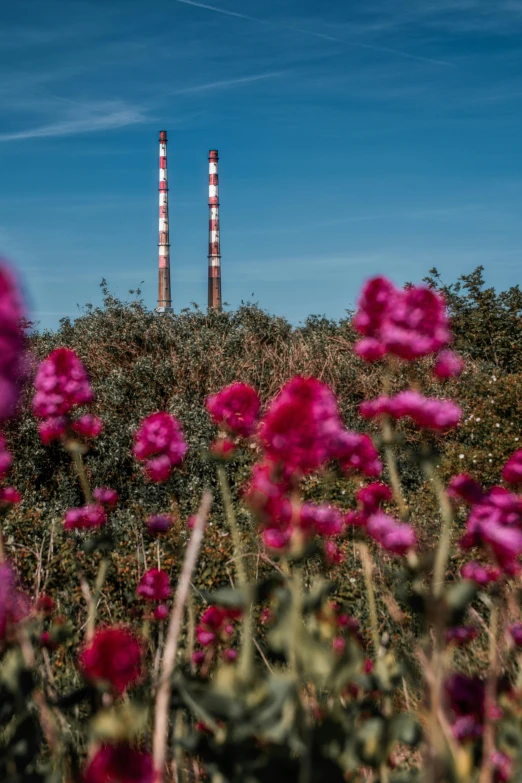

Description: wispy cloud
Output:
[0,101,147,142]
[171,0,454,66]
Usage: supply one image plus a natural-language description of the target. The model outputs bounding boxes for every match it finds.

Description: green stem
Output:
[381,418,408,520]
[69,447,93,504]
[424,464,454,600]
[217,465,247,587]
[217,465,252,678]
[86,557,109,642]
[358,543,380,659]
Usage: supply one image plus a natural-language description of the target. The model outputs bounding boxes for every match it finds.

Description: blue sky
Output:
[1,0,521,330]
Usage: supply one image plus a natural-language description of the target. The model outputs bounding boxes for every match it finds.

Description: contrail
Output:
[172,0,453,67]
[151,71,283,100]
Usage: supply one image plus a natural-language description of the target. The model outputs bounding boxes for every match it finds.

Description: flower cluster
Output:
[354,276,451,362]
[206,382,260,437]
[133,412,187,482]
[32,348,101,445]
[360,390,462,431]
[0,561,30,642]
[79,627,142,694]
[454,459,522,574]
[0,435,20,506]
[193,605,241,666]
[344,482,417,555]
[0,263,26,423]
[93,487,119,508]
[83,745,154,783]
[64,504,107,530]
[136,569,171,602]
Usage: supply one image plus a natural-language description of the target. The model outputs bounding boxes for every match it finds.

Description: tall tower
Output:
[157,130,172,313]
[208,149,222,311]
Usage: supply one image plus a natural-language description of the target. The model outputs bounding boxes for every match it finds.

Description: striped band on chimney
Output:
[157,130,172,313]
[208,149,222,311]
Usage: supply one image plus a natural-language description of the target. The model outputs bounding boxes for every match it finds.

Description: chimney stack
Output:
[157,130,172,313]
[208,149,222,311]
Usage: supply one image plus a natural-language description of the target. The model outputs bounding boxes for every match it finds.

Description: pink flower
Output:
[223,648,238,662]
[146,514,173,535]
[491,751,512,783]
[324,540,343,565]
[461,562,500,585]
[0,486,21,505]
[195,606,240,648]
[366,512,417,555]
[509,623,522,647]
[192,651,205,666]
[446,626,478,646]
[448,475,484,505]
[64,504,107,530]
[434,350,464,379]
[502,450,522,485]
[300,503,344,537]
[210,438,237,459]
[82,744,154,783]
[206,382,260,437]
[354,277,451,362]
[263,526,292,550]
[332,431,383,478]
[259,376,343,475]
[186,515,196,529]
[33,348,94,418]
[360,391,462,431]
[72,414,103,438]
[0,435,12,479]
[354,338,386,362]
[154,604,169,621]
[0,263,27,423]
[79,627,142,695]
[136,569,171,602]
[93,487,119,508]
[357,483,392,513]
[0,561,30,640]
[38,416,67,445]
[133,412,187,483]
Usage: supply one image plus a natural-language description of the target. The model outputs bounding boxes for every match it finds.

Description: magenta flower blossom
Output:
[33,348,94,418]
[448,474,484,505]
[434,350,464,379]
[332,431,383,478]
[64,504,107,530]
[80,627,142,695]
[136,569,171,602]
[357,483,392,513]
[354,276,451,362]
[133,412,187,483]
[38,416,67,445]
[93,487,119,508]
[0,561,30,641]
[0,263,26,423]
[259,376,343,475]
[195,606,240,648]
[502,449,522,485]
[206,382,260,437]
[360,390,462,431]
[262,525,293,550]
[461,561,500,585]
[0,487,21,505]
[72,414,103,438]
[491,751,512,783]
[509,623,522,647]
[154,604,169,621]
[446,626,478,646]
[324,540,343,565]
[366,512,417,555]
[300,503,344,537]
[0,435,12,479]
[82,744,154,783]
[146,514,173,535]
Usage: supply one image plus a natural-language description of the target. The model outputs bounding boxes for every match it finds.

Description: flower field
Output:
[2,264,522,781]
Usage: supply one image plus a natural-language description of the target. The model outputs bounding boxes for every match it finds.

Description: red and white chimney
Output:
[208,149,222,311]
[157,130,172,313]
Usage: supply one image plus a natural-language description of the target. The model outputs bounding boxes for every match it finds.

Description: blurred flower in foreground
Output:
[83,744,154,783]
[79,627,142,695]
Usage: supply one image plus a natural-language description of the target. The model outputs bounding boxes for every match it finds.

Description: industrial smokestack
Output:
[157,130,172,313]
[208,149,222,311]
